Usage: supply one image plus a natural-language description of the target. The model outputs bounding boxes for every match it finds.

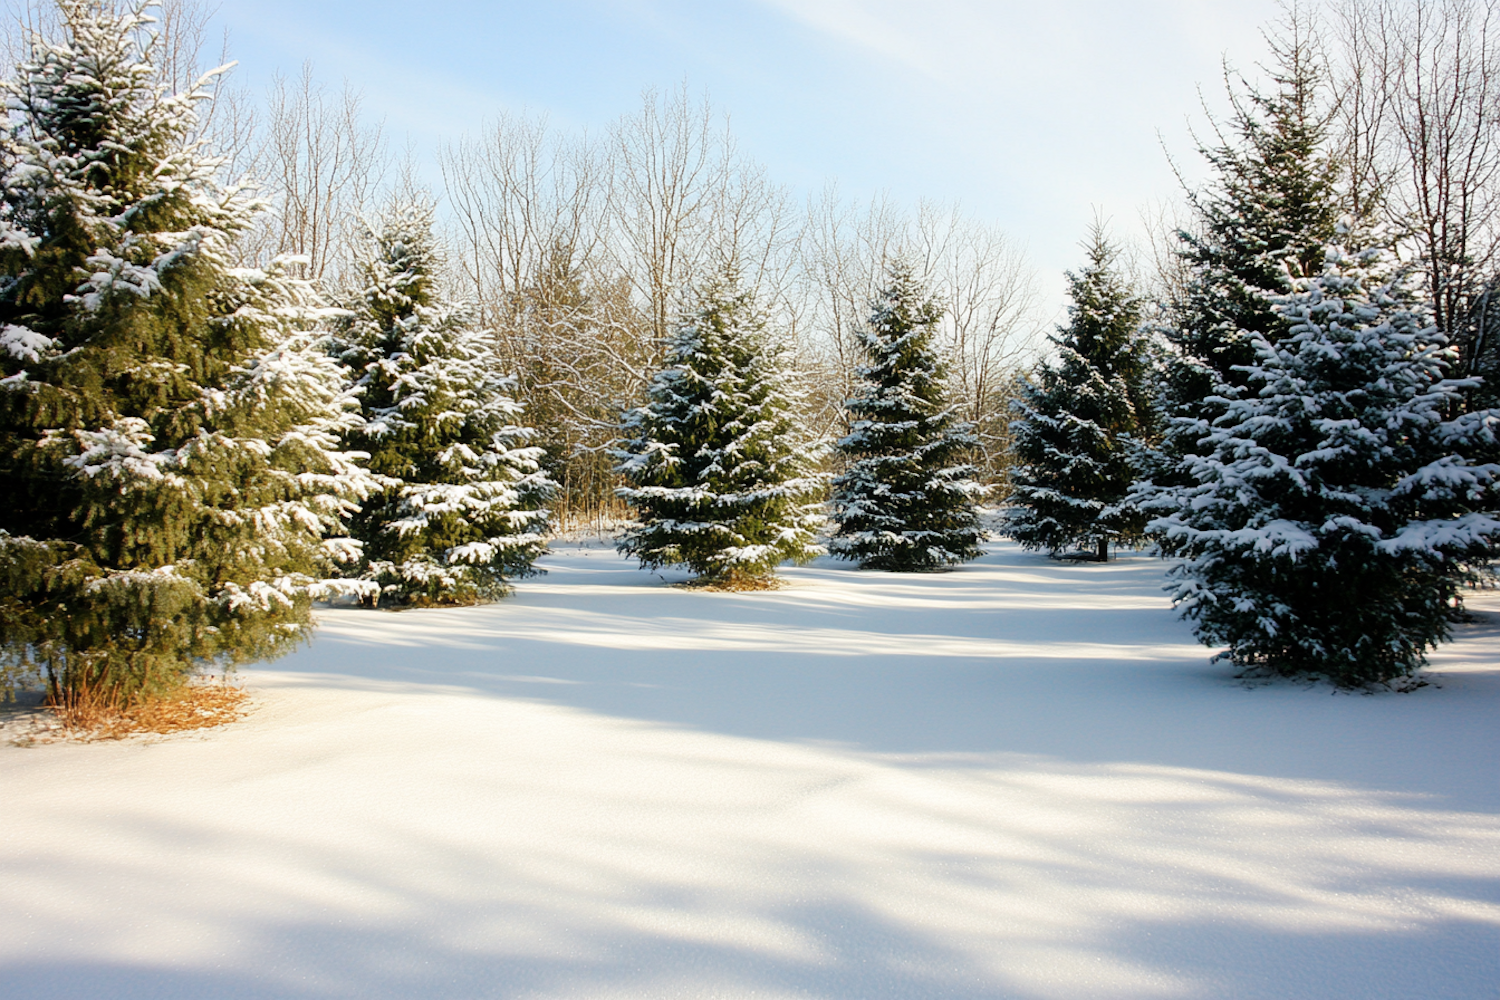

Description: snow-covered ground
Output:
[4,541,1498,999]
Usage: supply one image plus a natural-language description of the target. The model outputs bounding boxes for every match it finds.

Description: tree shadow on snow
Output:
[266,544,1500,808]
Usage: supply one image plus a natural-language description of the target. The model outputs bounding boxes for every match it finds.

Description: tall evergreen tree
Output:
[1004,229,1154,561]
[1142,16,1345,502]
[0,2,374,704]
[1176,30,1342,385]
[615,265,824,586]
[829,263,986,571]
[335,200,552,605]
[1152,245,1500,686]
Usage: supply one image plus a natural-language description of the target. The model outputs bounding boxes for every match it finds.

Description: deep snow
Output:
[2,541,1498,999]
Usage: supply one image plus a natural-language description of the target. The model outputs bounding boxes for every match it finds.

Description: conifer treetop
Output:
[1169,7,1343,388]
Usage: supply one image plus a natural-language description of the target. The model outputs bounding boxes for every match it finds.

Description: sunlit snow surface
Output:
[4,541,1498,999]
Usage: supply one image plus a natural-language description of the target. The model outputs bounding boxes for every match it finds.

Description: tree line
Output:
[2,0,1499,711]
[0,0,1023,710]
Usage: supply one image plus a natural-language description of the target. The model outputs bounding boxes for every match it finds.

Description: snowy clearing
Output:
[3,541,1499,1000]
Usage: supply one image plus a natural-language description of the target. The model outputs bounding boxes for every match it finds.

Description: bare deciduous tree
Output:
[1330,0,1399,224]
[798,184,905,440]
[246,63,387,284]
[798,190,1040,483]
[917,203,1043,483]
[441,111,647,526]
[1136,197,1196,314]
[606,85,724,347]
[1334,0,1500,373]
[443,113,608,325]
[151,0,216,96]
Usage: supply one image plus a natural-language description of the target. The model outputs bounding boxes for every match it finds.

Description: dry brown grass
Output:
[52,681,251,740]
[673,575,786,592]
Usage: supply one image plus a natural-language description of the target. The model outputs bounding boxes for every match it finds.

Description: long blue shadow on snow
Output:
[266,544,1500,811]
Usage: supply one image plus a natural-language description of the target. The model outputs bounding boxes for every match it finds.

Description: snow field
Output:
[2,541,1498,999]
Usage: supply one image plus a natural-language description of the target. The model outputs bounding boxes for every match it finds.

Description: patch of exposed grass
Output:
[52,680,251,740]
[673,576,786,592]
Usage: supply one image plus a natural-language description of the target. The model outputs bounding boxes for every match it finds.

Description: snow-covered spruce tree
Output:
[829,263,986,571]
[334,199,552,606]
[615,265,824,586]
[0,2,374,705]
[1142,18,1344,498]
[1004,229,1154,561]
[1152,245,1500,687]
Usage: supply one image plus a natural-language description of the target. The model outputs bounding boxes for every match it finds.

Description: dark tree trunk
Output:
[1096,537,1109,562]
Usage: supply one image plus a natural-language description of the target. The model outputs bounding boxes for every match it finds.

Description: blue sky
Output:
[208,0,1284,315]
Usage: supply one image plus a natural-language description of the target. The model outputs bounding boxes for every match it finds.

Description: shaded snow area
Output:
[4,541,1499,1000]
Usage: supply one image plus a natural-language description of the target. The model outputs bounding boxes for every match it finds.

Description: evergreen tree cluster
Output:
[0,2,995,707]
[1004,21,1500,687]
[5,0,1500,704]
[0,2,551,704]
[614,260,991,586]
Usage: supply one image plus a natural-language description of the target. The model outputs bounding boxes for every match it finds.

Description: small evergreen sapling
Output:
[1151,246,1500,686]
[615,267,824,586]
[0,1,375,705]
[336,200,552,605]
[1004,231,1154,561]
[829,264,986,571]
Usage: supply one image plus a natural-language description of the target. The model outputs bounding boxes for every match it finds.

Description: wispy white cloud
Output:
[756,0,959,82]
[756,0,1278,98]
[744,0,1282,285]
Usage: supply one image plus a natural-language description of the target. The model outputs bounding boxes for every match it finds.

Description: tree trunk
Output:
[1096,537,1108,563]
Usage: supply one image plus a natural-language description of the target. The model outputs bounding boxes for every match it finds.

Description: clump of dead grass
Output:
[673,575,786,592]
[52,680,251,740]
